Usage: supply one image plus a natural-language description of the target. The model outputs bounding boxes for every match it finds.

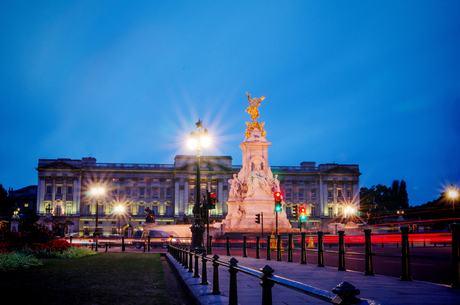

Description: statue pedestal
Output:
[223,198,291,232]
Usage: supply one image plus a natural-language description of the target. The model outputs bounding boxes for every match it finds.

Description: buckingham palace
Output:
[35,156,360,236]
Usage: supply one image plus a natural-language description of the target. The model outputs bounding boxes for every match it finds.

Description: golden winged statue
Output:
[245,92,267,138]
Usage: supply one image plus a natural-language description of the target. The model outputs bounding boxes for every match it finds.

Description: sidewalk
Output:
[167,252,460,305]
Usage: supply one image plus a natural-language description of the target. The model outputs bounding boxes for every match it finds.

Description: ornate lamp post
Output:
[91,186,105,236]
[188,120,210,253]
[114,204,124,236]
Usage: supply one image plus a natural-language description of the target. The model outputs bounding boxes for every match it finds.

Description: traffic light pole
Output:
[276,211,278,236]
[261,212,264,238]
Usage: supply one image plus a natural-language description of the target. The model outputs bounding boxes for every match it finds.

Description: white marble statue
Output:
[246,169,272,198]
[228,174,243,198]
[271,174,280,192]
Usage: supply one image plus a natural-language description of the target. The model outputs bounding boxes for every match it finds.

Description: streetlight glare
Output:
[188,138,198,149]
[201,136,210,147]
[91,187,104,195]
[115,205,124,213]
[449,189,459,199]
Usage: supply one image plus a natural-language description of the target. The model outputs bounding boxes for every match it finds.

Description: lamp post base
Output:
[190,222,206,253]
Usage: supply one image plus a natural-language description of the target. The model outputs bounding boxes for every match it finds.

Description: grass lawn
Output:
[0,253,171,305]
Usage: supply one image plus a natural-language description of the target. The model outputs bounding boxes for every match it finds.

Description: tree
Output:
[0,184,15,217]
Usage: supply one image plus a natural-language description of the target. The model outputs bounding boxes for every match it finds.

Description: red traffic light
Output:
[274,191,282,202]
[299,206,306,215]
[210,192,216,198]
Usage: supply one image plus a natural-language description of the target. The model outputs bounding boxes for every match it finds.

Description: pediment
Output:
[322,165,358,174]
[38,160,80,170]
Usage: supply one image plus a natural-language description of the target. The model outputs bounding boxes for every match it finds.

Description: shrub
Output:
[0,252,42,272]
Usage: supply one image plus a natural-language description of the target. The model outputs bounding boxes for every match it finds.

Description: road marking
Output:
[346,257,364,260]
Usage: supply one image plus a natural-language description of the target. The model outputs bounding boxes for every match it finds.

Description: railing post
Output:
[256,236,260,259]
[364,229,374,275]
[338,230,346,271]
[188,249,193,273]
[243,236,248,257]
[184,248,189,269]
[400,226,412,281]
[276,235,282,261]
[228,258,239,305]
[288,233,293,262]
[227,236,231,256]
[266,235,271,260]
[212,254,221,295]
[260,265,275,305]
[148,236,151,252]
[201,252,208,285]
[301,232,306,264]
[122,236,125,252]
[193,251,200,278]
[317,231,324,267]
[208,236,212,255]
[450,223,460,289]
[105,243,108,252]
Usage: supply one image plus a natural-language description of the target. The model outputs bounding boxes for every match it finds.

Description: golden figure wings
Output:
[245,92,267,138]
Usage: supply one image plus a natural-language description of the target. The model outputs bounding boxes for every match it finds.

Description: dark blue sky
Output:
[1,1,459,206]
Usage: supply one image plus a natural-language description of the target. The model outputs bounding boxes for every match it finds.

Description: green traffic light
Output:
[300,215,307,221]
[275,203,282,212]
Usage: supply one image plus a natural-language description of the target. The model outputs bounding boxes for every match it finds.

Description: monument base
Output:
[223,198,292,232]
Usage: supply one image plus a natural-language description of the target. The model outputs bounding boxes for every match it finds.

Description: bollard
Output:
[122,236,125,252]
[148,236,151,252]
[228,258,239,305]
[260,265,275,304]
[288,233,293,262]
[95,235,98,252]
[70,236,72,244]
[188,249,193,273]
[212,254,221,295]
[91,243,94,251]
[184,248,189,269]
[193,251,200,278]
[243,236,247,257]
[201,253,208,285]
[227,236,231,256]
[450,223,460,289]
[301,232,306,264]
[256,236,260,259]
[277,235,282,261]
[400,226,412,281]
[318,231,324,267]
[338,230,346,271]
[143,242,146,253]
[105,243,108,252]
[364,229,374,275]
[266,235,271,260]
[332,281,361,304]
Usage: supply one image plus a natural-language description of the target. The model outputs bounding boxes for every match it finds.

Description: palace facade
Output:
[35,156,360,236]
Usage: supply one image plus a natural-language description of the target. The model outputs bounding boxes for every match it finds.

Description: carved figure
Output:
[247,169,271,198]
[228,174,243,198]
[246,92,266,121]
[236,204,245,219]
[145,207,155,223]
[271,174,280,192]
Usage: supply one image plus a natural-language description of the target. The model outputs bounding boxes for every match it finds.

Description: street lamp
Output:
[448,184,459,220]
[188,120,210,253]
[91,186,105,236]
[114,204,124,236]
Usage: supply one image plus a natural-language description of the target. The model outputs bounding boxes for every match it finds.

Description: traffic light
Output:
[255,213,261,224]
[299,206,307,221]
[292,205,298,219]
[206,191,217,209]
[274,191,282,212]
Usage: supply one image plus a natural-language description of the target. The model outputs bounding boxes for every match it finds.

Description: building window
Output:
[328,191,333,199]
[112,188,117,196]
[298,190,304,199]
[112,227,117,234]
[347,189,352,199]
[189,188,194,198]
[84,205,90,215]
[66,203,72,215]
[138,205,145,215]
[167,179,172,182]
[55,205,61,215]
[46,186,52,195]
[139,187,145,197]
[153,178,159,182]
[201,189,206,197]
[97,205,104,216]
[338,190,343,199]
[152,188,159,198]
[286,189,291,199]
[311,190,316,199]
[57,186,62,195]
[212,188,217,194]
[125,187,131,196]
[311,206,316,216]
[152,206,158,215]
[286,207,292,217]
[165,205,172,216]
[166,188,172,197]
[328,206,333,218]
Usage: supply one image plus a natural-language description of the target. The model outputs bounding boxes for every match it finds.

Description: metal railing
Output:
[168,244,389,305]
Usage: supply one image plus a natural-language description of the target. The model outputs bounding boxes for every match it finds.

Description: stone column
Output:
[37,175,45,215]
[333,181,337,217]
[353,180,360,206]
[184,180,189,214]
[174,177,180,215]
[63,178,67,215]
[51,177,56,214]
[218,179,224,215]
